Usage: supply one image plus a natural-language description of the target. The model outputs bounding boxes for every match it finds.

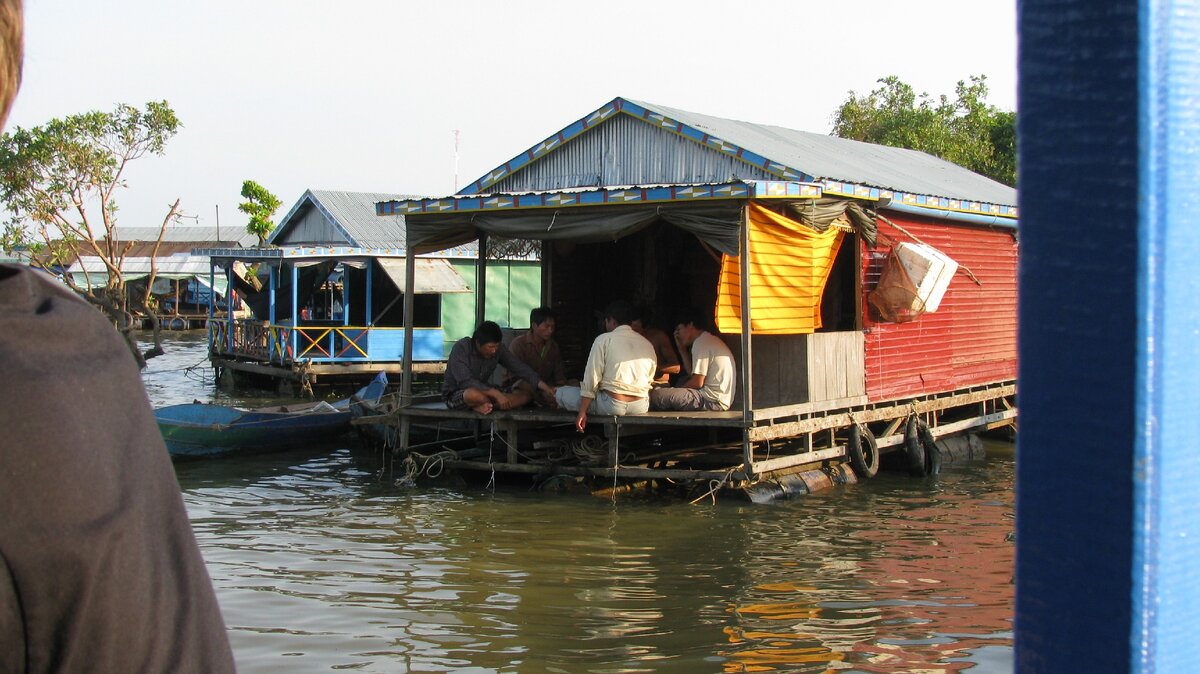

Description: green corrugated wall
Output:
[441,260,541,356]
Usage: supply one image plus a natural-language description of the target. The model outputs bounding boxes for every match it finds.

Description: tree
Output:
[238,180,281,246]
[0,100,183,368]
[831,75,1016,187]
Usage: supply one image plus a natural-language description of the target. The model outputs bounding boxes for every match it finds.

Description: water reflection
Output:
[151,334,1014,673]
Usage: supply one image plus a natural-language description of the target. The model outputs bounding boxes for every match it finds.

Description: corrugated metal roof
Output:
[68,254,216,276]
[377,258,472,294]
[626,99,1016,207]
[109,226,258,247]
[272,190,420,249]
[460,97,1015,209]
[273,189,482,254]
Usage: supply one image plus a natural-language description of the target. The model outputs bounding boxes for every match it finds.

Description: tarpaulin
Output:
[715,202,844,335]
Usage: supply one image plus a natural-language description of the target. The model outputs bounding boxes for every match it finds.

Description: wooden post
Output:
[739,202,755,479]
[398,245,416,454]
[475,233,489,328]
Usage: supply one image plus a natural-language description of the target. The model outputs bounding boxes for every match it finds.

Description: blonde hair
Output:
[0,0,21,128]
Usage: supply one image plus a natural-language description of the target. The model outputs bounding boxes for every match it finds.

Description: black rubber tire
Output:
[847,423,880,479]
[904,416,927,476]
[918,420,942,476]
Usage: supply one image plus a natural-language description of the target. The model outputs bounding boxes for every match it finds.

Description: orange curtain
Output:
[715,202,844,335]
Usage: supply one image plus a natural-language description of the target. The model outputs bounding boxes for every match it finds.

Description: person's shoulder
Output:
[702,331,733,352]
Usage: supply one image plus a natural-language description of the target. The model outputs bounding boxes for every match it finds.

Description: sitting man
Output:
[442,320,556,415]
[649,308,736,412]
[504,306,575,406]
[631,308,681,384]
[554,300,656,432]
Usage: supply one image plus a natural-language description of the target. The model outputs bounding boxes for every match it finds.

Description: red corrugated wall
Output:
[862,211,1019,402]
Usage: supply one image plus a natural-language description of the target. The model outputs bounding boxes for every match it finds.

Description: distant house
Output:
[200,189,541,390]
[63,226,257,329]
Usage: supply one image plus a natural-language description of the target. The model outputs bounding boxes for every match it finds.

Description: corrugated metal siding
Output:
[276,203,349,245]
[862,212,1018,401]
[488,115,777,192]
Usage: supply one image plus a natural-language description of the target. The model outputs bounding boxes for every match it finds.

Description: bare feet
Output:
[471,401,494,415]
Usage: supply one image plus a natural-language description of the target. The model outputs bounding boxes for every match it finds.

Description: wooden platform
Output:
[357,382,1017,495]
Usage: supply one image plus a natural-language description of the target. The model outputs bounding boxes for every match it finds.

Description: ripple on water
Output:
[148,335,1014,673]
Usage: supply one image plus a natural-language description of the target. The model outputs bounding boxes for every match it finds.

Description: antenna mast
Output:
[453,129,460,193]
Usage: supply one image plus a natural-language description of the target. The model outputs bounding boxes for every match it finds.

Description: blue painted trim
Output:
[882,201,1018,228]
[378,181,822,216]
[1133,0,1200,670]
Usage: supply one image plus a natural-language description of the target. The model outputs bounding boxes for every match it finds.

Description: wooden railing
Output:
[210,319,443,364]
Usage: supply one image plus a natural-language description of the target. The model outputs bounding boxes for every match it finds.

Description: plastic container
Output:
[895,242,958,313]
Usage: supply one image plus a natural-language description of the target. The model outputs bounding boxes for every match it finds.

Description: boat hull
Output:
[157,404,352,456]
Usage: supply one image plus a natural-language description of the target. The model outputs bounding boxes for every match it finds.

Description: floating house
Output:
[369,97,1018,500]
[198,189,540,392]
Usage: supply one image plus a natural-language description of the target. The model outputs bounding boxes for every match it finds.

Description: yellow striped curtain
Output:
[715,202,844,334]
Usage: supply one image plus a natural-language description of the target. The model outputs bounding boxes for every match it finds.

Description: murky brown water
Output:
[146,333,1014,673]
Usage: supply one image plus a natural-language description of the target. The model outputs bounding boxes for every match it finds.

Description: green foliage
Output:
[0,101,183,367]
[0,100,181,263]
[238,179,282,246]
[831,75,1016,187]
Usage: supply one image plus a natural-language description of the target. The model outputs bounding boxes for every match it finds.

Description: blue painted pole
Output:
[1017,1,1200,671]
[342,263,350,328]
[291,264,298,362]
[366,260,374,327]
[225,264,233,353]
[207,262,215,354]
[268,264,276,362]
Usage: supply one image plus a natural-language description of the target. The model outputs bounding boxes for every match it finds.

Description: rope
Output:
[486,421,497,491]
[395,448,458,486]
[688,470,735,505]
[571,434,608,463]
[876,212,983,286]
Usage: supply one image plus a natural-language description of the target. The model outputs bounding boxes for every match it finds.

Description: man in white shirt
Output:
[555,300,656,432]
[650,308,736,412]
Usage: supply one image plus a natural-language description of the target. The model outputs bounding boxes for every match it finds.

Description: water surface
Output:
[147,333,1014,673]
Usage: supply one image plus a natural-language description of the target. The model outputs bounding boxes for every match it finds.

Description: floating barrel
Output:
[740,464,857,503]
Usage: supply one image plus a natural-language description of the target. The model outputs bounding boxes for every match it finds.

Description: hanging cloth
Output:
[715,202,844,335]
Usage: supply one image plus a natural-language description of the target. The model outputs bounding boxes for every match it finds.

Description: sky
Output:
[7,0,1017,234]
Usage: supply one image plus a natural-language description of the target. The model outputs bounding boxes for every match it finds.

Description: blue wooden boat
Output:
[157,373,388,457]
